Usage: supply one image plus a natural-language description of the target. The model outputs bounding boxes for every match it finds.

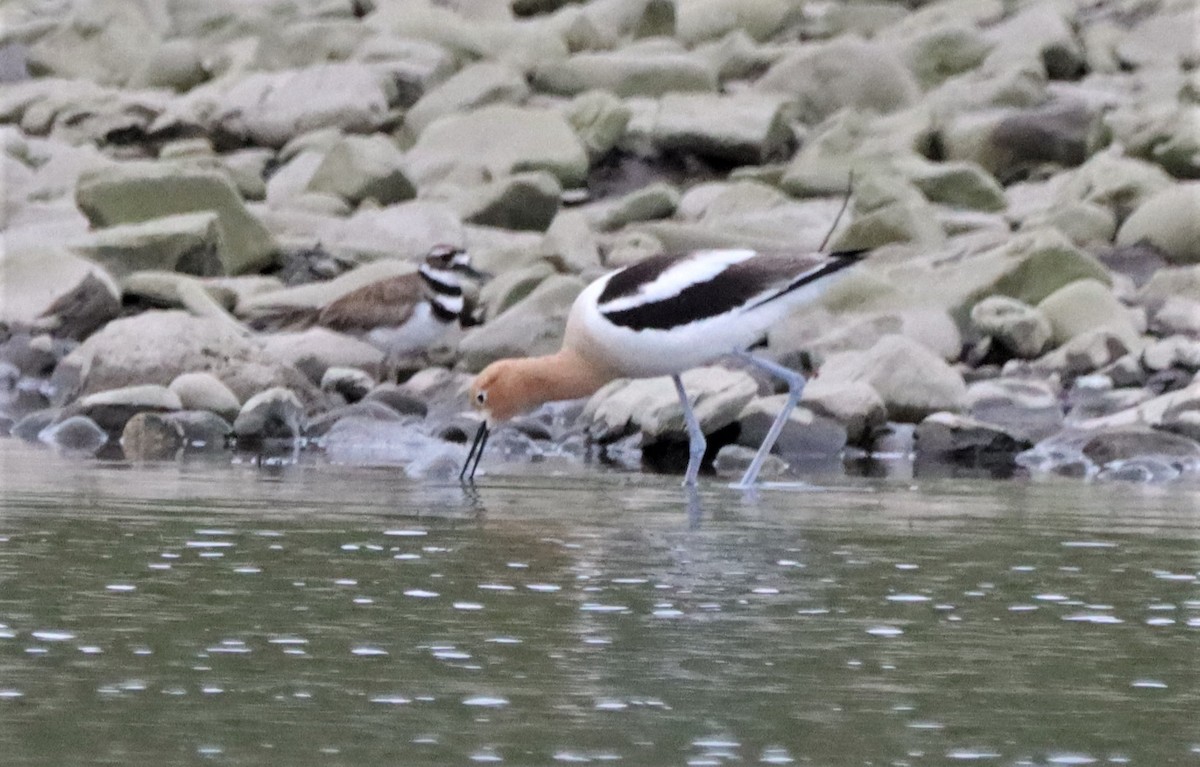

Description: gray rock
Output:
[544,210,602,274]
[982,4,1083,79]
[28,272,121,342]
[395,367,473,414]
[406,61,529,134]
[38,414,108,455]
[0,245,119,330]
[53,310,319,407]
[1141,337,1200,373]
[69,212,228,279]
[120,272,237,313]
[1116,183,1200,266]
[532,51,717,98]
[755,37,920,123]
[209,64,395,148]
[966,378,1063,442]
[1108,104,1200,180]
[735,398,848,458]
[406,105,589,188]
[1029,329,1137,379]
[1053,150,1175,222]
[305,135,415,206]
[712,444,788,480]
[650,92,794,165]
[1080,427,1200,467]
[915,412,1031,462]
[75,162,277,275]
[942,100,1102,182]
[970,296,1052,359]
[168,372,241,421]
[165,410,232,451]
[233,387,305,442]
[128,38,206,92]
[904,160,1006,212]
[901,22,993,89]
[819,335,968,423]
[260,328,385,385]
[1074,380,1200,431]
[459,275,586,371]
[120,412,185,461]
[363,383,431,418]
[800,379,887,446]
[25,0,165,86]
[13,408,61,443]
[584,366,758,442]
[305,401,410,438]
[74,384,182,433]
[1019,201,1116,248]
[321,367,376,404]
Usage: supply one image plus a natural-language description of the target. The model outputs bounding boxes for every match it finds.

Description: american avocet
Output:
[253,245,486,360]
[462,247,867,487]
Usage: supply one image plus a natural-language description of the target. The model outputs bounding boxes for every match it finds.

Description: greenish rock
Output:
[1029,328,1135,378]
[1038,279,1140,348]
[651,92,794,165]
[458,275,586,371]
[477,261,557,321]
[169,372,241,421]
[584,182,679,232]
[819,335,968,423]
[531,51,717,98]
[405,105,589,188]
[1108,105,1200,179]
[693,29,785,81]
[584,366,758,442]
[970,295,1051,358]
[830,173,945,251]
[406,61,529,134]
[306,135,415,206]
[70,212,228,279]
[755,37,920,124]
[903,159,1006,212]
[1116,183,1200,266]
[562,90,632,161]
[544,210,602,274]
[604,230,666,268]
[128,39,207,92]
[457,172,562,232]
[902,22,992,89]
[75,162,277,275]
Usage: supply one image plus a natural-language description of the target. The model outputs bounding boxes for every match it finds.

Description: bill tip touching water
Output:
[462,247,869,486]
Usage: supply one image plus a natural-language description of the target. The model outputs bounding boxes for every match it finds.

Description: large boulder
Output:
[405,105,589,187]
[52,310,319,406]
[75,162,277,275]
[208,64,397,148]
[818,335,968,422]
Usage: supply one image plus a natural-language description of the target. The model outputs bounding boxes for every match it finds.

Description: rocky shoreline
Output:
[2,0,1198,483]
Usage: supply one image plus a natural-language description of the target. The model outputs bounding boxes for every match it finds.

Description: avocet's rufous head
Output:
[468,358,543,424]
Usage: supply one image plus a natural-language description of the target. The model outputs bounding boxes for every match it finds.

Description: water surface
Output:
[1,442,1197,765]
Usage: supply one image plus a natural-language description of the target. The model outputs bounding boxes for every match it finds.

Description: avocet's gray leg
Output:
[673,374,706,487]
[733,352,807,488]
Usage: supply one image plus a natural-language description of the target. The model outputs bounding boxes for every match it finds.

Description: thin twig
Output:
[818,170,855,252]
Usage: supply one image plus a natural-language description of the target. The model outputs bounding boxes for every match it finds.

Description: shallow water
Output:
[0,441,1198,766]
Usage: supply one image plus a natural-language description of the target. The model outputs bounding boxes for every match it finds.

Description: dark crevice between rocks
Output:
[640,422,739,477]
